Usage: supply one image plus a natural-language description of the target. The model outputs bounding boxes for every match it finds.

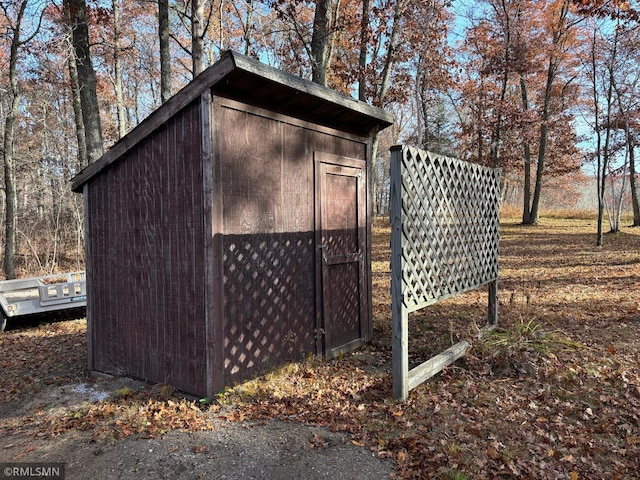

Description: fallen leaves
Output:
[0,319,87,404]
[1,217,640,478]
[216,218,640,478]
[41,393,215,440]
[0,323,216,441]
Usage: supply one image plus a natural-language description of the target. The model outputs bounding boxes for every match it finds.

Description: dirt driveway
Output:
[0,376,393,480]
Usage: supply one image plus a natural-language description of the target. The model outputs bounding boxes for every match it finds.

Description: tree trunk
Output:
[489,0,515,169]
[630,143,640,226]
[158,0,171,103]
[191,0,205,77]
[377,0,402,104]
[113,0,126,139]
[526,0,572,225]
[369,0,403,219]
[243,0,255,56]
[413,2,437,151]
[490,62,509,168]
[4,90,20,280]
[2,0,30,279]
[358,0,370,101]
[612,163,627,233]
[610,72,634,231]
[311,0,332,86]
[520,75,532,224]
[613,81,640,227]
[68,50,88,170]
[527,56,555,225]
[596,80,614,245]
[596,25,618,246]
[65,0,104,164]
[370,131,381,221]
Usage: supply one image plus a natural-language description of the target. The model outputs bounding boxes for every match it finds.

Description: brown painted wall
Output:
[86,94,371,397]
[214,99,368,387]
[87,99,208,395]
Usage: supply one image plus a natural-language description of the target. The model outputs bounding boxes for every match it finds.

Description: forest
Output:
[0,0,639,279]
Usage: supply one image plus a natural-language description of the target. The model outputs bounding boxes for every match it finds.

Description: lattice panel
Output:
[223,233,315,385]
[391,146,500,311]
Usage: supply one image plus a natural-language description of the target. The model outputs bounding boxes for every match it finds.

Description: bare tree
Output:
[192,0,205,76]
[610,24,640,227]
[526,0,579,225]
[67,47,88,169]
[1,0,44,279]
[589,20,617,245]
[112,0,127,139]
[311,0,333,86]
[158,0,172,102]
[64,0,104,164]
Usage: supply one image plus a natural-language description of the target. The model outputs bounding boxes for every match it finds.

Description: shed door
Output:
[315,154,367,357]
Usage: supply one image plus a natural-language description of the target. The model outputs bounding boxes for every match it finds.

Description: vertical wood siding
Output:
[87,93,372,397]
[216,100,367,386]
[87,100,207,395]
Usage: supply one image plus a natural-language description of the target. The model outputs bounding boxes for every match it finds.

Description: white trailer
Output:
[0,272,87,332]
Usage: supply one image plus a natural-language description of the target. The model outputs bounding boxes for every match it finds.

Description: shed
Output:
[71,51,393,397]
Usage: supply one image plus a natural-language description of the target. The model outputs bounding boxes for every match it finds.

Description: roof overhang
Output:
[72,51,393,192]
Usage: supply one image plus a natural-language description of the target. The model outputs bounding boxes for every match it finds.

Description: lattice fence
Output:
[390,145,500,400]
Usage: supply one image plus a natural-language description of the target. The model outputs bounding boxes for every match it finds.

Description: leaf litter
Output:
[0,216,639,479]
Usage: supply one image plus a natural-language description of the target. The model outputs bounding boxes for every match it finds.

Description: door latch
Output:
[318,243,328,263]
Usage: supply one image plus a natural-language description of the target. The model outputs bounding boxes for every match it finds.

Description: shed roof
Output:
[71,51,394,192]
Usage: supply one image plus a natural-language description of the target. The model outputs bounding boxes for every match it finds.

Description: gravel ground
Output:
[0,379,393,480]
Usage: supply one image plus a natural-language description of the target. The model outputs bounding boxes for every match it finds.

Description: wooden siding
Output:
[85,86,381,397]
[87,99,208,395]
[214,98,367,386]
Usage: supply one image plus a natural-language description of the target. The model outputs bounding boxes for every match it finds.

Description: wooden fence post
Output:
[390,146,408,400]
[488,279,498,327]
